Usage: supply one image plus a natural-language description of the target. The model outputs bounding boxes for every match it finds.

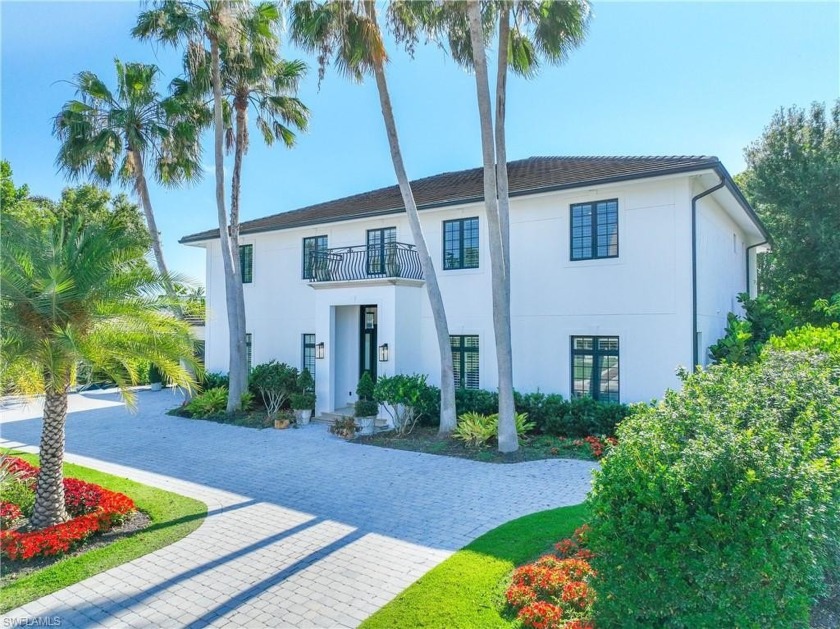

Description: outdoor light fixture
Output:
[316,342,325,359]
[378,343,389,362]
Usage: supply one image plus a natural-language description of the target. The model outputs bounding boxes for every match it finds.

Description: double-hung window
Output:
[302,333,316,378]
[240,244,253,283]
[451,335,479,389]
[570,199,618,260]
[366,227,396,275]
[571,336,619,402]
[302,235,328,279]
[443,217,479,270]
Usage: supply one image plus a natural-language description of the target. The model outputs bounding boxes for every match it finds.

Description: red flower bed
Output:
[0,457,135,562]
[506,525,597,629]
[0,502,23,528]
[3,456,39,481]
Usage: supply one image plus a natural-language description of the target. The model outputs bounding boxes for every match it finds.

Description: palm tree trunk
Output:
[30,389,69,529]
[209,33,245,414]
[495,7,511,278]
[467,0,518,453]
[371,56,457,435]
[230,101,249,393]
[131,149,178,305]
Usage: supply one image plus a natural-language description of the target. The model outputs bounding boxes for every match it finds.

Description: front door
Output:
[359,305,377,382]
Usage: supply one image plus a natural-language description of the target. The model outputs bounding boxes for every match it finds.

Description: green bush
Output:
[456,388,498,416]
[356,371,375,400]
[200,371,229,391]
[587,350,840,628]
[184,387,253,418]
[373,373,434,433]
[768,322,840,356]
[538,396,628,438]
[0,479,35,517]
[290,392,314,409]
[354,399,379,418]
[514,391,567,432]
[453,411,535,447]
[249,361,298,417]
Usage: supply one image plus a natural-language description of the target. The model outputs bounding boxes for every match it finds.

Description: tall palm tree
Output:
[290,0,458,435]
[134,0,250,413]
[395,0,589,452]
[53,59,206,300]
[1,213,197,529]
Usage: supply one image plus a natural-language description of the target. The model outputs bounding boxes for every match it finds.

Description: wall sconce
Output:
[316,342,325,359]
[378,343,389,362]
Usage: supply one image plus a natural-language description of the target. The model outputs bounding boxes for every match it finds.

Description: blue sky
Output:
[2,1,838,285]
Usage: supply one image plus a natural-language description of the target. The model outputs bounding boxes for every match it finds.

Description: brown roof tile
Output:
[181,155,720,243]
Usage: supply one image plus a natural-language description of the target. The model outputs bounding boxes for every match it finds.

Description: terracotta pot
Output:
[274,419,290,430]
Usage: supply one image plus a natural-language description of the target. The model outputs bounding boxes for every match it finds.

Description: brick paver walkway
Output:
[0,389,596,628]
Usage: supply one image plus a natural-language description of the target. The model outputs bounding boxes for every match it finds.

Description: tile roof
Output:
[181,155,720,243]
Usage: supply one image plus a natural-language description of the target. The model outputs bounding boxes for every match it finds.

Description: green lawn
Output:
[0,452,207,613]
[362,503,589,629]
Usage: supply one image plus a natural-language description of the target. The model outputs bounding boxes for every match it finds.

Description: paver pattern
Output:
[0,389,596,628]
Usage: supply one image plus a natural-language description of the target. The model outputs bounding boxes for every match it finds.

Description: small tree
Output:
[248,361,298,418]
[373,373,430,435]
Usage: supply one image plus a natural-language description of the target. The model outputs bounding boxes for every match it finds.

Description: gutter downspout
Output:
[691,176,725,371]
[745,240,769,298]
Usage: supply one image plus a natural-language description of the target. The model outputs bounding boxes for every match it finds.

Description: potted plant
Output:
[354,371,378,436]
[149,364,162,391]
[292,369,315,425]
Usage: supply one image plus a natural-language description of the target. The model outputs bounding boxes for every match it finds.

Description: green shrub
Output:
[768,322,840,356]
[249,361,298,417]
[0,479,35,517]
[184,387,253,418]
[356,371,375,400]
[414,383,441,426]
[373,373,433,434]
[201,371,229,391]
[290,392,314,409]
[354,399,379,418]
[587,350,840,628]
[453,411,535,447]
[456,388,498,416]
[542,397,628,438]
[297,368,314,394]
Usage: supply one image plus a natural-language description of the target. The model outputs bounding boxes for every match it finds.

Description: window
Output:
[240,244,253,283]
[366,227,396,275]
[302,235,328,279]
[451,335,479,389]
[302,333,316,378]
[571,336,619,402]
[570,199,618,260]
[443,217,479,270]
[245,333,253,372]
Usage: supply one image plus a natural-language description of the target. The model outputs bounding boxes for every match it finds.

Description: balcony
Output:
[307,242,424,283]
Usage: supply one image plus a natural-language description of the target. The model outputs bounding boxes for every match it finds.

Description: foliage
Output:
[356,371,375,400]
[329,416,358,440]
[373,373,432,435]
[0,453,206,613]
[297,368,314,393]
[768,322,840,357]
[0,481,35,519]
[543,397,628,438]
[708,293,797,365]
[587,350,840,627]
[200,371,229,391]
[290,392,315,410]
[184,387,253,418]
[361,504,589,629]
[454,412,535,447]
[457,387,499,416]
[290,368,315,409]
[505,524,596,629]
[354,399,379,418]
[248,361,299,418]
[740,100,840,322]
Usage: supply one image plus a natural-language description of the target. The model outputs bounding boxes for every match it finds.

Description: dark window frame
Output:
[302,235,328,279]
[302,333,316,378]
[569,198,619,261]
[240,244,254,283]
[442,217,480,270]
[570,335,619,403]
[245,333,253,372]
[450,334,479,390]
[366,227,397,275]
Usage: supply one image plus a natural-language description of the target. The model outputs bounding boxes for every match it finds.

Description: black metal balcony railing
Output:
[307,242,423,282]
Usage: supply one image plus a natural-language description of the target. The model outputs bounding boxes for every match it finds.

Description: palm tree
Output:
[53,59,206,300]
[133,0,250,413]
[290,0,458,435]
[395,0,589,452]
[1,213,197,529]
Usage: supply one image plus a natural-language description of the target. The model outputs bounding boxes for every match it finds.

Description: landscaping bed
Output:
[355,427,609,463]
[0,452,206,613]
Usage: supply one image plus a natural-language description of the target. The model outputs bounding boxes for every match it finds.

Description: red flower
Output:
[561,581,593,610]
[555,538,579,559]
[573,524,591,545]
[2,457,38,482]
[0,502,23,529]
[506,584,537,609]
[564,620,594,629]
[518,601,564,629]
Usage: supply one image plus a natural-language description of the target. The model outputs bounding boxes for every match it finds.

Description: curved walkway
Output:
[0,389,596,628]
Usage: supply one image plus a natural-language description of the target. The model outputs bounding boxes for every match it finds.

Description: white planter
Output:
[295,409,313,425]
[150,382,162,391]
[355,416,376,436]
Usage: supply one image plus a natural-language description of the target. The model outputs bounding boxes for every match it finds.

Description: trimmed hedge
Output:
[587,349,840,627]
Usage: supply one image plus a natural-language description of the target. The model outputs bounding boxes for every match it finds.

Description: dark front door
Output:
[359,305,378,381]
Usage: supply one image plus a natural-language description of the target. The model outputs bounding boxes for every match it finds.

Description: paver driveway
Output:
[0,389,596,628]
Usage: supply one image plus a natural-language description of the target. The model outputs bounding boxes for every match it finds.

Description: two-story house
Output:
[181,156,769,417]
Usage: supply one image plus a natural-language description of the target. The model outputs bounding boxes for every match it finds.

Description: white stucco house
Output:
[181,156,769,416]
